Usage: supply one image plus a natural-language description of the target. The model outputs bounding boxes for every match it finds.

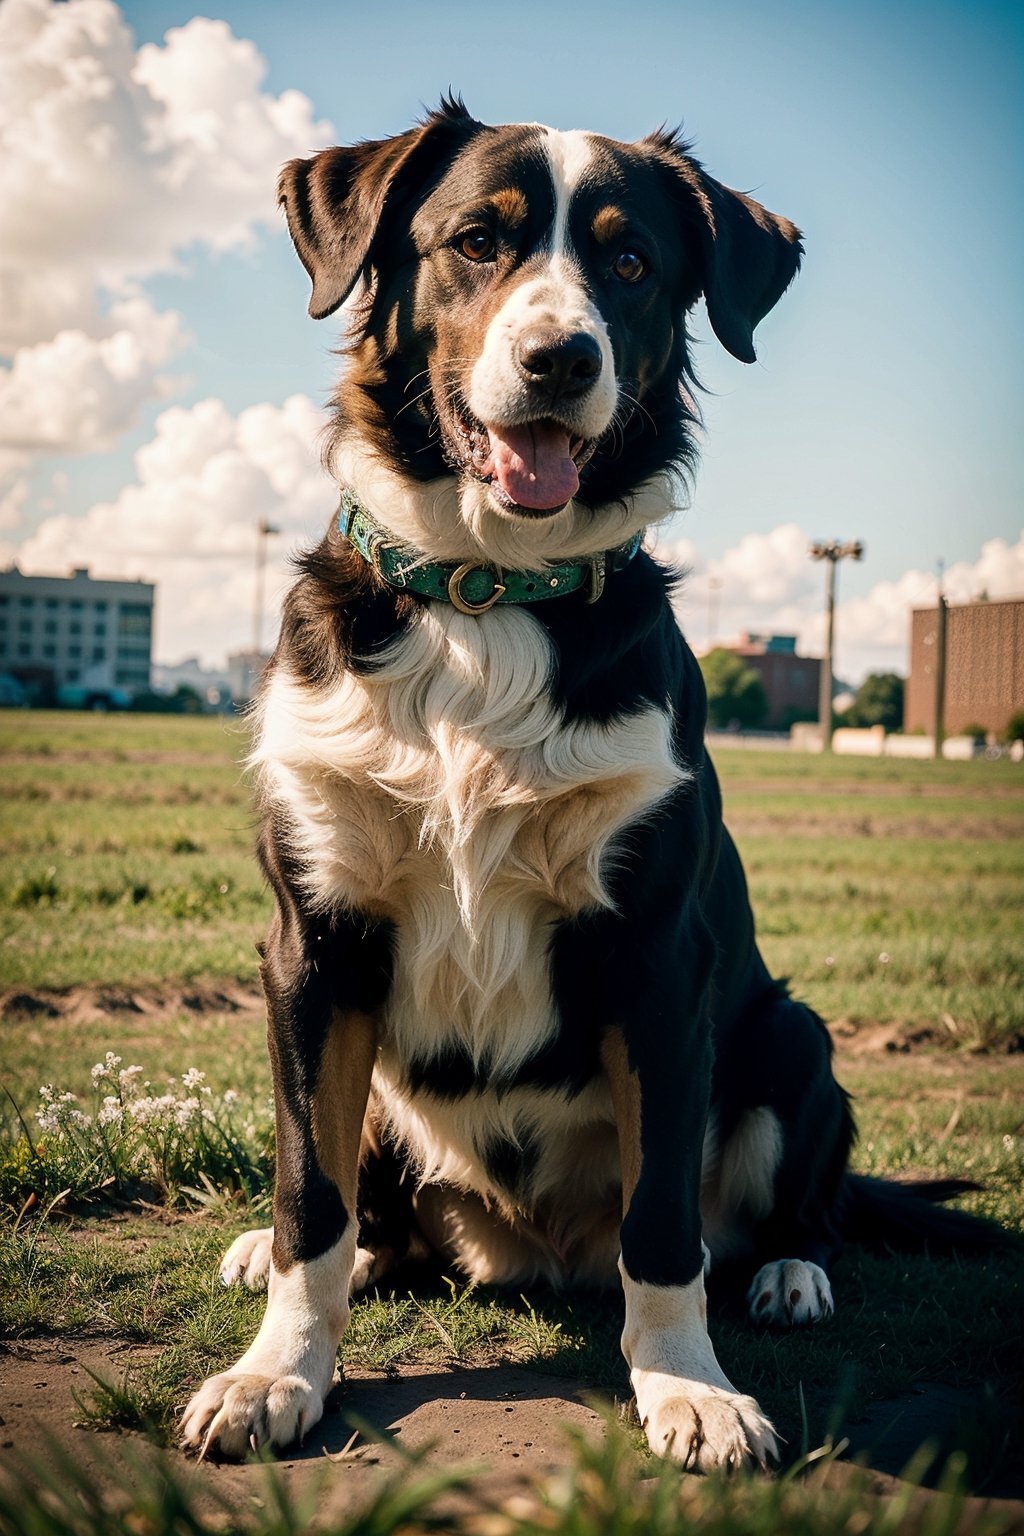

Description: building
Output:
[715,632,822,729]
[906,596,1024,737]
[227,648,272,704]
[0,565,155,698]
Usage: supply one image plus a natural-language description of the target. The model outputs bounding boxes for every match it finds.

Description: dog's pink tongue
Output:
[488,422,579,510]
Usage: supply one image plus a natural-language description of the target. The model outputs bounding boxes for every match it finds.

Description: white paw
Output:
[747,1259,833,1327]
[349,1245,384,1297]
[220,1227,274,1290]
[180,1369,324,1458]
[639,1374,779,1471]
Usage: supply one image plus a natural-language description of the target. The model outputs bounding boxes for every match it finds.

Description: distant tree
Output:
[699,649,768,730]
[173,683,204,715]
[844,672,905,732]
[1005,709,1024,744]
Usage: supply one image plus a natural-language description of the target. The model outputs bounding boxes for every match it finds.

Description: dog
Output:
[181,98,996,1470]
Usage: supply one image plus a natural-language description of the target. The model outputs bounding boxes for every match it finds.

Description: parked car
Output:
[56,683,132,712]
[0,672,29,707]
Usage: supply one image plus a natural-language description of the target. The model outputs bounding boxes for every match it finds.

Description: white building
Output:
[227,649,272,703]
[0,565,155,696]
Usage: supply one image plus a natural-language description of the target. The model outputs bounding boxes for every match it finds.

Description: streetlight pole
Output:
[707,576,723,651]
[809,539,864,751]
[253,519,281,657]
[933,560,947,761]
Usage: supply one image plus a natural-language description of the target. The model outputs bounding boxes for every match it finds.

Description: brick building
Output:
[717,632,821,729]
[905,596,1024,737]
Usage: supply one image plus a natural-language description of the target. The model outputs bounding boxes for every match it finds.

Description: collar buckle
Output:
[447,562,507,615]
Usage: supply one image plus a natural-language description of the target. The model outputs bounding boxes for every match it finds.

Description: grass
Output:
[1,711,1023,1529]
[2,713,1022,1043]
[2,1418,1019,1536]
[714,750,1024,1050]
[0,711,264,987]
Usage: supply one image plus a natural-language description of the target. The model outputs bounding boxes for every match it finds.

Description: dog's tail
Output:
[840,1173,1016,1255]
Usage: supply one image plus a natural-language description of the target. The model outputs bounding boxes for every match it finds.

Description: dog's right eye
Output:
[458,228,496,262]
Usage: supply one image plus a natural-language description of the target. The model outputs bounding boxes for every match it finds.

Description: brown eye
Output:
[459,228,495,261]
[613,249,647,283]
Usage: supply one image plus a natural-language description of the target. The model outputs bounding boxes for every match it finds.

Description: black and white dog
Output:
[181,99,991,1470]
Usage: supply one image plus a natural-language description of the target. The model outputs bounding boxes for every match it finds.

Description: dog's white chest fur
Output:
[254,603,685,1177]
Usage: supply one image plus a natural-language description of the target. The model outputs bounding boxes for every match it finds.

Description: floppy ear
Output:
[653,136,803,363]
[278,100,479,320]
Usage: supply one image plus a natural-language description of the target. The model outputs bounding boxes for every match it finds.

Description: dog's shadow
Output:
[276,1272,1021,1498]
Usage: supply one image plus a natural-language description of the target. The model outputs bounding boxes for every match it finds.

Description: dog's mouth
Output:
[451,407,597,517]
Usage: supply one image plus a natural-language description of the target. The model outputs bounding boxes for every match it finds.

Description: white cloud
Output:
[17,394,336,665]
[0,294,187,453]
[0,0,333,494]
[0,478,29,533]
[658,526,1024,684]
[0,0,332,290]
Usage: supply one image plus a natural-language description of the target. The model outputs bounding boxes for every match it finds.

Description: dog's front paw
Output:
[181,1370,324,1459]
[637,1374,778,1471]
[747,1259,833,1327]
[219,1227,274,1290]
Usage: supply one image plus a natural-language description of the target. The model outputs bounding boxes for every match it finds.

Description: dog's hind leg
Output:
[710,986,854,1328]
[220,1227,274,1290]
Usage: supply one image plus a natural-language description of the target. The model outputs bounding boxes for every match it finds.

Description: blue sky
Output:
[1,0,1021,676]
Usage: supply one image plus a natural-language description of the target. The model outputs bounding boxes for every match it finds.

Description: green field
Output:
[1,712,1022,1534]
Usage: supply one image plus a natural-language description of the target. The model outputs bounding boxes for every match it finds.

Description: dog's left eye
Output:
[458,228,496,262]
[613,249,647,283]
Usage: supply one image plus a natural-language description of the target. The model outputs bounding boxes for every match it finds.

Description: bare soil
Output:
[4,983,1002,1056]
[2,1338,1023,1530]
[0,1337,606,1524]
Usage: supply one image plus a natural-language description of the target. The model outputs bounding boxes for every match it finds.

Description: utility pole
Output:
[809,539,864,751]
[707,575,723,651]
[253,519,281,656]
[933,559,947,760]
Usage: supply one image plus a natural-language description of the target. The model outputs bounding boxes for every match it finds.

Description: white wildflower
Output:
[878,952,891,964]
[174,1096,202,1128]
[36,1087,90,1133]
[223,1089,239,1105]
[98,1096,123,1127]
[127,1093,177,1126]
[181,1067,206,1091]
[90,1051,123,1084]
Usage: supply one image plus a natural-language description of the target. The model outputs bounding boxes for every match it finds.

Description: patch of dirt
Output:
[727,811,1020,841]
[0,982,265,1025]
[2,1340,1023,1530]
[830,1019,1024,1055]
[10,984,1018,1055]
[0,1338,605,1524]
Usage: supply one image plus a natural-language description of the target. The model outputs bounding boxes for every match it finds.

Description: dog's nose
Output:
[514,330,602,395]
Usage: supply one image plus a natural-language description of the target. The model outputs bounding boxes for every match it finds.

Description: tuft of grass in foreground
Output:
[0,1415,1018,1536]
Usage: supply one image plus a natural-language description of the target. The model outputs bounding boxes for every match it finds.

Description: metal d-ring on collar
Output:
[447,562,507,614]
[339,490,643,614]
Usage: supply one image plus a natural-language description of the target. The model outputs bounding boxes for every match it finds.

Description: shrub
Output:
[699,649,768,730]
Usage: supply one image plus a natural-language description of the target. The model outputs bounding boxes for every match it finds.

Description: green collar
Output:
[339,490,643,614]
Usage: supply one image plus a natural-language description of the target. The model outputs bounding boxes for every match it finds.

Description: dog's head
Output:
[280,97,801,562]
